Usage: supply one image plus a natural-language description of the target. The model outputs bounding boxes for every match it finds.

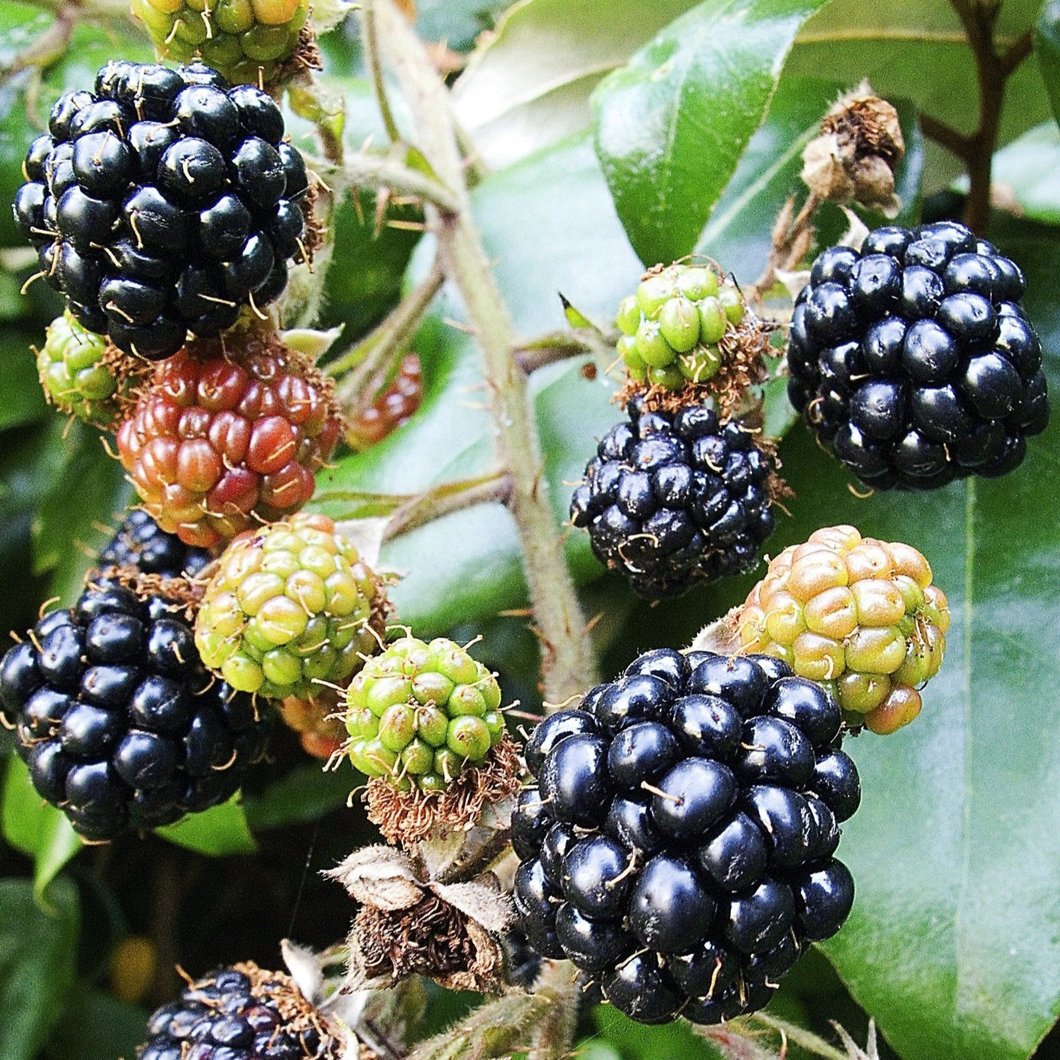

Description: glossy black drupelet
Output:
[99,510,212,579]
[788,221,1049,489]
[138,965,344,1060]
[512,649,858,1026]
[13,61,310,361]
[569,399,777,599]
[0,579,268,841]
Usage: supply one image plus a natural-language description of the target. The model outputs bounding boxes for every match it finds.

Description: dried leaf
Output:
[690,609,742,654]
[281,938,328,1004]
[431,880,512,934]
[334,517,389,571]
[281,325,345,360]
[326,846,424,910]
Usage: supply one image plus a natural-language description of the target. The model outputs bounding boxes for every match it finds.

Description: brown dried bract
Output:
[353,892,502,993]
[802,86,905,214]
[89,566,204,621]
[363,734,522,846]
[618,318,773,420]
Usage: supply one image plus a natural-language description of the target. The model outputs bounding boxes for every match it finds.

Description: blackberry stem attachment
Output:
[365,0,599,704]
[919,3,1034,233]
[342,151,461,214]
[382,471,512,540]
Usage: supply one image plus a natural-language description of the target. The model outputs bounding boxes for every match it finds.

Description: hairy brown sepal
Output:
[88,565,204,621]
[363,734,522,846]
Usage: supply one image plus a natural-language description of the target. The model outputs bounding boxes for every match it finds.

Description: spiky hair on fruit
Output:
[735,525,949,734]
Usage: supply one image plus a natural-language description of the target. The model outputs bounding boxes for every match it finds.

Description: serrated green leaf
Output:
[592,0,832,265]
[0,876,79,1060]
[2,755,82,903]
[453,0,699,168]
[1038,1,1060,127]
[156,796,257,856]
[766,225,1060,1059]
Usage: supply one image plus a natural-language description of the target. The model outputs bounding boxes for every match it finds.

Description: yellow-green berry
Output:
[344,636,505,791]
[194,512,387,700]
[615,263,749,391]
[737,525,950,734]
[36,311,123,425]
[131,0,309,85]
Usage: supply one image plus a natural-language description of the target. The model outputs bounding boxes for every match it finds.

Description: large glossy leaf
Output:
[1039,0,1060,127]
[766,226,1060,1059]
[592,0,831,265]
[956,122,1060,225]
[452,0,698,168]
[156,796,257,856]
[2,756,81,903]
[415,0,512,52]
[0,876,79,1060]
[790,0,1050,187]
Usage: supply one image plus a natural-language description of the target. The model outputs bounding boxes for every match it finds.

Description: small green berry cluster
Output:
[615,263,747,391]
[37,311,123,426]
[131,0,309,85]
[345,636,505,792]
[195,512,385,700]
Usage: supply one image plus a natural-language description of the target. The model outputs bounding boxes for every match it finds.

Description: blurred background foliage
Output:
[0,0,1058,1057]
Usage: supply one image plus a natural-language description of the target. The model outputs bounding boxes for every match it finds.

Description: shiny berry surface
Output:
[116,334,342,547]
[13,62,309,361]
[570,397,778,599]
[511,649,858,1025]
[789,221,1048,489]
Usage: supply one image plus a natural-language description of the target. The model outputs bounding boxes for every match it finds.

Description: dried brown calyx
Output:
[326,844,513,993]
[801,84,905,215]
[362,733,522,847]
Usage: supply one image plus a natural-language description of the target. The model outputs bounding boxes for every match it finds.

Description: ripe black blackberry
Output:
[98,510,213,579]
[138,963,347,1059]
[13,60,310,361]
[512,649,859,1026]
[569,399,777,600]
[787,221,1049,489]
[0,577,268,841]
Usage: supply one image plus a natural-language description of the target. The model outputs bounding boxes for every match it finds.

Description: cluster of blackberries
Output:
[138,964,345,1059]
[570,399,777,599]
[13,60,309,361]
[0,577,268,841]
[512,649,859,1025]
[788,221,1049,489]
[99,509,213,579]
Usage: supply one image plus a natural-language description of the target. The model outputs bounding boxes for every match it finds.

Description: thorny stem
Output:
[382,471,512,540]
[514,328,619,374]
[748,192,821,309]
[329,259,444,419]
[919,3,1034,233]
[361,0,402,145]
[367,0,599,703]
[341,151,461,213]
[751,1012,850,1060]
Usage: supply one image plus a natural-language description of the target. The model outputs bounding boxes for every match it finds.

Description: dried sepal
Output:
[362,733,522,846]
[801,83,905,216]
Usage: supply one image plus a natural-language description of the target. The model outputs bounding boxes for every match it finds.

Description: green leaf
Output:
[0,876,79,1060]
[772,225,1060,1059]
[452,0,699,168]
[1038,0,1060,127]
[43,991,148,1060]
[954,121,1060,225]
[415,0,512,52]
[594,1004,722,1060]
[2,755,81,903]
[0,328,47,431]
[244,763,353,831]
[790,0,1050,186]
[155,796,257,856]
[592,0,832,265]
[31,420,131,604]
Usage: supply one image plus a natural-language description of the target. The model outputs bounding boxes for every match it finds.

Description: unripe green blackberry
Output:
[194,512,388,699]
[615,263,748,390]
[345,636,505,792]
[131,0,309,86]
[36,311,124,425]
[737,525,950,734]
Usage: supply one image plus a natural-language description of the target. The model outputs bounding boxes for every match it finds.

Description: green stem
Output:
[383,471,512,539]
[362,0,402,145]
[343,151,460,213]
[750,1013,849,1060]
[367,0,598,704]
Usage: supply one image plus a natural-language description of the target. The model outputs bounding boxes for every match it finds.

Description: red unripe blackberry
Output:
[513,649,858,1025]
[347,353,423,449]
[116,332,343,547]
